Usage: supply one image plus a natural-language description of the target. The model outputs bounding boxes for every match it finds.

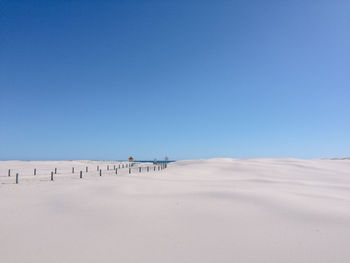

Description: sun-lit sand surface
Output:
[1,158,350,263]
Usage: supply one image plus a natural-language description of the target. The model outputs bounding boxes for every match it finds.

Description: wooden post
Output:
[16,173,18,184]
[80,171,82,179]
[139,167,141,173]
[107,165,109,171]
[34,168,36,175]
[97,165,99,171]
[100,169,102,176]
[55,168,57,174]
[86,166,88,172]
[115,168,118,175]
[51,172,54,181]
[8,169,10,177]
[72,167,74,173]
[114,165,116,170]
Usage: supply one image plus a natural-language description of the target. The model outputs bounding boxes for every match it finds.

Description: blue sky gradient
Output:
[0,0,349,160]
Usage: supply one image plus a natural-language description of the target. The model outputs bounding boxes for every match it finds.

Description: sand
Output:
[1,158,350,263]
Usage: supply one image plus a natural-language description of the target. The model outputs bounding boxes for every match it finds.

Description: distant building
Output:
[129,156,134,162]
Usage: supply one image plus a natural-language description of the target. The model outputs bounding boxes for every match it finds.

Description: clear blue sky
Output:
[0,0,349,160]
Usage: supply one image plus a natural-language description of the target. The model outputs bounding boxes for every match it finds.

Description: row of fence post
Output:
[8,162,168,184]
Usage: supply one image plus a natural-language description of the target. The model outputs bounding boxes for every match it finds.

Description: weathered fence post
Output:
[16,173,19,184]
[55,168,57,174]
[86,166,88,172]
[139,167,141,173]
[100,169,102,176]
[72,167,74,173]
[8,169,10,177]
[34,168,36,175]
[147,166,149,172]
[107,165,109,171]
[97,165,99,171]
[80,171,82,179]
[51,171,54,181]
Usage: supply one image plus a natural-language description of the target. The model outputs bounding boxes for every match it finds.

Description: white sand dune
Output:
[1,158,350,263]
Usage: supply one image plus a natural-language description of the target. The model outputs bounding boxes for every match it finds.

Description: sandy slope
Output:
[0,158,350,263]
